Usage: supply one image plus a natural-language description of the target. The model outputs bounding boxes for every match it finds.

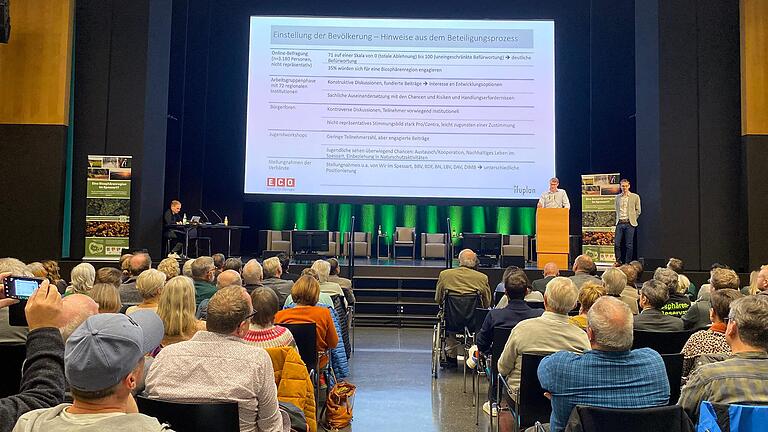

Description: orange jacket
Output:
[265,346,316,432]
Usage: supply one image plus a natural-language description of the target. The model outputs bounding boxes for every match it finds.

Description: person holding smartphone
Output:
[0,272,66,431]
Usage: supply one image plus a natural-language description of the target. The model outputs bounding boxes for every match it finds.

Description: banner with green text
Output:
[581,173,620,265]
[85,156,132,260]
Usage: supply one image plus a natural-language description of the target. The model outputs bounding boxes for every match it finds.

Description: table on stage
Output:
[168,223,249,257]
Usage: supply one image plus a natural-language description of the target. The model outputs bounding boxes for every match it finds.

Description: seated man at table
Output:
[163,200,184,256]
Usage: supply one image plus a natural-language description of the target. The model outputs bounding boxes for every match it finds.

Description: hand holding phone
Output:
[24,279,64,330]
[0,272,20,309]
[3,275,44,300]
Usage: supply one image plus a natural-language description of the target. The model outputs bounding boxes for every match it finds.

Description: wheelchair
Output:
[431,293,482,379]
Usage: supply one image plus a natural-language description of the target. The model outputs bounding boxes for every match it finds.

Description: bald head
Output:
[573,255,595,274]
[59,294,99,341]
[242,259,263,285]
[543,262,559,277]
[128,253,151,276]
[216,269,242,289]
[587,296,633,351]
[458,249,478,268]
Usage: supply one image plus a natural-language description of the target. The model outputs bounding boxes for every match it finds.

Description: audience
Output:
[119,254,133,282]
[629,260,644,288]
[196,269,242,320]
[569,281,607,330]
[25,262,47,279]
[190,256,217,306]
[745,270,759,296]
[277,253,299,282]
[93,267,122,289]
[0,258,31,345]
[532,262,559,294]
[569,255,601,290]
[146,286,288,432]
[311,260,344,298]
[327,258,355,306]
[212,253,226,276]
[126,269,166,315]
[243,287,296,349]
[224,257,243,274]
[538,296,670,432]
[0,273,66,431]
[667,257,697,300]
[118,253,152,304]
[58,294,99,342]
[679,295,768,423]
[682,267,740,331]
[65,263,95,296]
[181,259,194,278]
[696,263,729,301]
[498,277,590,400]
[495,266,545,307]
[681,289,743,377]
[156,257,180,281]
[242,259,264,293]
[754,265,768,296]
[602,267,638,314]
[633,279,684,331]
[89,283,122,313]
[654,267,691,318]
[155,276,205,350]
[13,310,167,431]
[275,275,339,369]
[42,260,68,293]
[262,257,294,306]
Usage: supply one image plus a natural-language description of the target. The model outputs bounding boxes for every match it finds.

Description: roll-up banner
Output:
[85,156,131,260]
[581,173,620,265]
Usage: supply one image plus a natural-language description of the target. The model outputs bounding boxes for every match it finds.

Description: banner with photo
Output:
[581,173,620,265]
[85,156,132,260]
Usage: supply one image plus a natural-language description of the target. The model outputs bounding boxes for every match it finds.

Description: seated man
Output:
[190,256,217,306]
[531,262,559,295]
[602,267,639,314]
[242,259,264,293]
[163,200,184,256]
[679,295,768,423]
[196,269,242,320]
[538,296,670,432]
[13,309,167,431]
[118,253,152,304]
[633,280,684,331]
[146,286,288,432]
[569,255,601,291]
[498,277,590,397]
[435,249,491,365]
[277,253,299,282]
[682,267,740,331]
[262,257,294,307]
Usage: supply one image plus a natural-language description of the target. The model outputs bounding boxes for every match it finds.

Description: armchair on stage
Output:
[421,233,449,260]
[265,230,292,255]
[393,226,416,259]
[501,234,530,267]
[536,208,569,269]
[343,232,371,258]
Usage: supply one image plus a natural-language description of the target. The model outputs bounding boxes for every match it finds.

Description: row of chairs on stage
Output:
[430,293,742,432]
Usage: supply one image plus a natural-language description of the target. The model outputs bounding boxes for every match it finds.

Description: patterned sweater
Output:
[243,324,297,350]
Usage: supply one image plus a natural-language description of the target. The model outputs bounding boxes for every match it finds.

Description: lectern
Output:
[536,208,569,269]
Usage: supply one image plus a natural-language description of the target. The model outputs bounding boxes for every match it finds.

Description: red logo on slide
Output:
[266,177,296,188]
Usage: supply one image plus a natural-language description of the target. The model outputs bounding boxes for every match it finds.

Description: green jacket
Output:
[193,279,217,306]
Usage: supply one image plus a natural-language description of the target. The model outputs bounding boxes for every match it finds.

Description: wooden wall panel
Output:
[0,0,74,125]
[741,0,768,135]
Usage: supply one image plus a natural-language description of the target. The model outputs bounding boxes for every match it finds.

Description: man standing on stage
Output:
[163,200,184,256]
[538,177,570,209]
[614,179,641,264]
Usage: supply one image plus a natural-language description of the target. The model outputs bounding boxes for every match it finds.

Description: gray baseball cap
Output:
[65,310,164,392]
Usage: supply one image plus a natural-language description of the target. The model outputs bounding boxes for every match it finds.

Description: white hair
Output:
[69,263,96,294]
[242,259,263,284]
[544,277,579,314]
[458,249,478,268]
[601,268,627,296]
[136,268,166,299]
[588,296,633,351]
[311,260,331,283]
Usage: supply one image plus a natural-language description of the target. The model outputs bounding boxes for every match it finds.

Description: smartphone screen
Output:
[13,279,39,299]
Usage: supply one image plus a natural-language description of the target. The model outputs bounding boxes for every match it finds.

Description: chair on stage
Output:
[266,230,292,256]
[319,231,341,257]
[501,235,529,266]
[393,226,416,259]
[421,233,448,260]
[343,232,371,258]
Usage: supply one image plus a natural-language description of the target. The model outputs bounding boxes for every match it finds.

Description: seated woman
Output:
[568,281,606,330]
[275,275,339,369]
[154,275,206,354]
[284,268,335,308]
[66,262,95,296]
[157,257,180,281]
[243,287,296,349]
[126,268,165,315]
[89,283,122,313]
[41,260,68,293]
[681,289,742,377]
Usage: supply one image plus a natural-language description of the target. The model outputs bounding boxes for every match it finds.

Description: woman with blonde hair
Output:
[89,283,122,313]
[154,276,205,353]
[126,268,166,314]
[66,262,96,296]
[569,281,607,330]
[157,257,181,281]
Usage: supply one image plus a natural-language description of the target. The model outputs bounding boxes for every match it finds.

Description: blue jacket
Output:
[475,299,543,354]
[283,303,349,381]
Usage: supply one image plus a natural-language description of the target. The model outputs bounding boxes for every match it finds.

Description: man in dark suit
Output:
[532,262,559,294]
[633,279,684,331]
[163,200,184,256]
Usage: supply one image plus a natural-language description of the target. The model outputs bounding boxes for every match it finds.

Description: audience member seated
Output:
[681,289,742,378]
[244,287,296,349]
[196,269,242,320]
[118,253,152,304]
[682,268,740,331]
[679,295,768,423]
[155,276,205,352]
[190,256,217,306]
[475,268,543,415]
[42,260,68,294]
[667,257,697,300]
[224,257,243,274]
[655,267,691,318]
[0,273,66,431]
[156,257,180,281]
[538,297,670,432]
[629,260,645,288]
[89,283,122,314]
[278,253,299,282]
[0,258,31,345]
[532,262,559,295]
[13,310,167,431]
[569,281,607,330]
[126,269,166,315]
[603,267,638,314]
[569,255,601,290]
[242,259,264,293]
[275,276,339,369]
[327,258,355,306]
[182,259,194,278]
[65,263,95,296]
[25,262,47,279]
[58,294,99,342]
[435,249,491,365]
[119,254,132,282]
[495,267,546,307]
[311,260,344,298]
[696,263,729,301]
[146,286,288,432]
[633,280,684,331]
[754,265,768,296]
[498,277,590,398]
[744,270,759,296]
[94,267,122,288]
[212,253,226,280]
[618,264,641,304]
[262,257,294,307]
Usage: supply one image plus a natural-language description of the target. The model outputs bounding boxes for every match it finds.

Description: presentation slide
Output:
[244,17,555,200]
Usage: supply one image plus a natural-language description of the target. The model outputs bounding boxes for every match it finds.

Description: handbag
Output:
[323,381,356,430]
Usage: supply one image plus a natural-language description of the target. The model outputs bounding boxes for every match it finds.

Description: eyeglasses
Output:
[242,310,258,323]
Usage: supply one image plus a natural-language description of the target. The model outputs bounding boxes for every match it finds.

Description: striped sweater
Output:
[243,324,297,350]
